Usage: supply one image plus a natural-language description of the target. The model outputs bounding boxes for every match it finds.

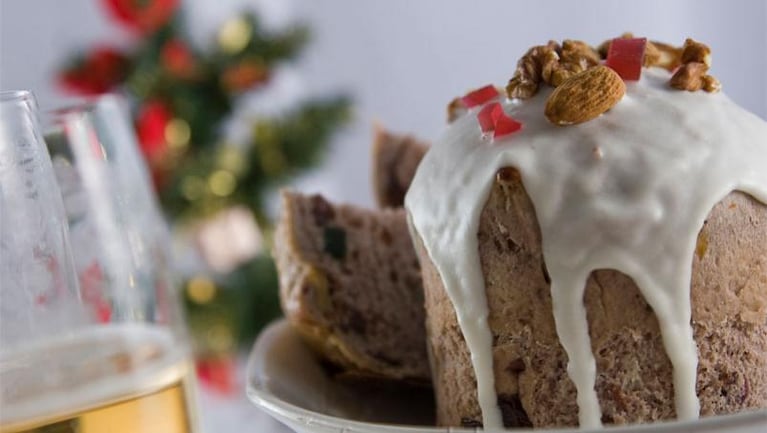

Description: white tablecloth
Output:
[195,355,292,433]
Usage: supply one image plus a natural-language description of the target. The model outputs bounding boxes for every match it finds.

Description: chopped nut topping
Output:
[599,34,718,93]
[642,41,661,65]
[549,66,579,87]
[464,34,721,125]
[680,38,712,68]
[506,42,558,99]
[447,97,467,123]
[506,39,601,100]
[670,62,708,91]
[643,41,683,70]
[669,38,720,93]
[561,40,601,70]
[539,48,562,85]
[506,75,538,100]
[701,75,722,93]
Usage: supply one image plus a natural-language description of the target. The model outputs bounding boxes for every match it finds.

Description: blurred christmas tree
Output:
[58,0,350,387]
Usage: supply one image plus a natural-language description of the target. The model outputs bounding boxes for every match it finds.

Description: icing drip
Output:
[405,68,767,428]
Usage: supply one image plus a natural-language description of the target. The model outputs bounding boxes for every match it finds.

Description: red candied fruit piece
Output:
[461,85,499,108]
[477,102,500,132]
[606,37,647,81]
[493,113,523,139]
[491,104,505,123]
[476,102,522,139]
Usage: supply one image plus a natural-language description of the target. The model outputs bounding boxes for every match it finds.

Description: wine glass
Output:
[0,90,80,347]
[0,91,198,433]
[46,95,180,327]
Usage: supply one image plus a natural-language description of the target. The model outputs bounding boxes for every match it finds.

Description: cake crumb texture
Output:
[275,190,430,381]
[418,171,767,427]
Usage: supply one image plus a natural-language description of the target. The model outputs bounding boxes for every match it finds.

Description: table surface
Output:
[195,354,292,433]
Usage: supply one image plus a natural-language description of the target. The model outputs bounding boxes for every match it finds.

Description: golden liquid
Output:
[0,325,199,433]
[3,379,194,433]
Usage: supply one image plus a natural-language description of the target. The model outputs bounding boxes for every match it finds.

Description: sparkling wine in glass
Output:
[0,92,198,433]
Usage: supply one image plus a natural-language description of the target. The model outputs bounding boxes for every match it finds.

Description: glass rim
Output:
[0,90,35,103]
[48,93,125,119]
[50,101,99,117]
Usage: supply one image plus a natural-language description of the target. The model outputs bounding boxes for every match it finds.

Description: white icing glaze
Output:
[405,68,767,429]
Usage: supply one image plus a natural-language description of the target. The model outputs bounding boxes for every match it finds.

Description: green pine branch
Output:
[159,96,351,223]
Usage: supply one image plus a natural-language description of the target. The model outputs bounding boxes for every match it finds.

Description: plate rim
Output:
[246,319,767,433]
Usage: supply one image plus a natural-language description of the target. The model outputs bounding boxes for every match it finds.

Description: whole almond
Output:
[545,65,626,126]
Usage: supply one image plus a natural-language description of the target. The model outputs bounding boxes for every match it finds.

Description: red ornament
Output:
[102,0,179,34]
[59,47,129,95]
[606,37,647,81]
[136,101,172,164]
[196,355,237,395]
[161,39,197,79]
[461,85,499,108]
[221,61,269,92]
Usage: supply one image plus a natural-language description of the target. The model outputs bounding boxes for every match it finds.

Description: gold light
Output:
[164,118,191,150]
[208,170,236,197]
[206,324,235,353]
[181,176,205,201]
[216,145,247,175]
[186,277,216,304]
[218,17,252,54]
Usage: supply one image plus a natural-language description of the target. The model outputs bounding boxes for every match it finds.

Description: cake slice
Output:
[274,190,429,381]
[371,126,428,208]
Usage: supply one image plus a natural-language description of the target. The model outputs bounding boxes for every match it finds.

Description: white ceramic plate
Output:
[246,320,767,433]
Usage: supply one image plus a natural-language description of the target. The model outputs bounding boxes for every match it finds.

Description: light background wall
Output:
[2,0,766,209]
